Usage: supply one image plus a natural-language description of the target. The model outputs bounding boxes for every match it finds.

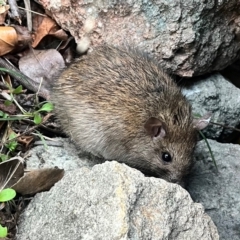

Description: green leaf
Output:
[0,112,8,119]
[0,224,7,238]
[39,102,54,112]
[0,188,16,202]
[0,154,9,162]
[9,133,17,140]
[199,130,218,171]
[6,141,18,152]
[5,133,18,151]
[4,100,12,106]
[193,113,202,118]
[2,113,8,119]
[34,113,42,124]
[12,85,23,94]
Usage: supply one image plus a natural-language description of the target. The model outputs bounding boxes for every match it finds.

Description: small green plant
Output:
[0,68,49,237]
[5,132,18,152]
[0,101,54,124]
[0,80,54,161]
[0,110,8,119]
[0,154,8,162]
[0,188,16,238]
[33,102,53,124]
[193,113,218,171]
[0,132,18,162]
[0,79,54,125]
[0,100,54,161]
[0,67,53,124]
[198,130,218,171]
[0,188,16,202]
[0,225,7,238]
[0,158,24,238]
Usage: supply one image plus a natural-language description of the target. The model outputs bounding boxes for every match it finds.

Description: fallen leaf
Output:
[0,26,18,56]
[12,168,64,195]
[1,71,12,87]
[19,48,65,87]
[0,26,32,56]
[0,157,24,190]
[17,135,34,148]
[0,101,16,114]
[32,15,68,48]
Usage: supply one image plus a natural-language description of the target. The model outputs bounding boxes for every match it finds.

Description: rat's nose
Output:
[171,178,178,183]
[170,177,185,188]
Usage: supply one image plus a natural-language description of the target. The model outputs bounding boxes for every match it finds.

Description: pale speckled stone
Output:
[17,161,218,240]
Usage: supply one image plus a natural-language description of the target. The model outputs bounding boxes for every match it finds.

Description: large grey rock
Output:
[182,73,240,141]
[188,139,240,240]
[40,0,240,76]
[17,161,218,240]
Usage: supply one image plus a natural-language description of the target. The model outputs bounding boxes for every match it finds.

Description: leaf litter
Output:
[0,0,77,238]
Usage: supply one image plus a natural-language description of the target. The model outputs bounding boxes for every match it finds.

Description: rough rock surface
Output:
[188,139,240,240]
[182,73,240,141]
[16,161,218,240]
[26,138,103,170]
[39,0,240,77]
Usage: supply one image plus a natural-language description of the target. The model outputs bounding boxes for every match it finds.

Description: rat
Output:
[17,45,210,184]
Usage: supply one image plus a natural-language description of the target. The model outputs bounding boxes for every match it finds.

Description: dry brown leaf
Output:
[32,15,68,48]
[3,73,12,87]
[0,5,10,25]
[19,48,65,87]
[0,157,24,190]
[50,29,68,40]
[17,135,34,148]
[0,26,18,56]
[12,168,64,195]
[0,101,16,114]
[0,26,32,56]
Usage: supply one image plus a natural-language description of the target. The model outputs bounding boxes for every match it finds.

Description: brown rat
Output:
[49,45,208,184]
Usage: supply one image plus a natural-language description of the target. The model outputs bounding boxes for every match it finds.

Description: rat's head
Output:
[141,116,197,184]
[130,112,210,185]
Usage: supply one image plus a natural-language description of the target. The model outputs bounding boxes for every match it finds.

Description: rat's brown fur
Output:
[52,45,198,183]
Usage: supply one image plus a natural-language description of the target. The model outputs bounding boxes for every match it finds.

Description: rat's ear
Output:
[144,117,166,139]
[193,112,212,130]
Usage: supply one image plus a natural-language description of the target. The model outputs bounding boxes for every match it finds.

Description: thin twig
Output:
[23,0,32,32]
[18,6,47,17]
[0,57,50,99]
[8,0,21,24]
[210,121,240,133]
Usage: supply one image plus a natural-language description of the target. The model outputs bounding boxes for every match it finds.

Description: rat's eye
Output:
[162,152,172,163]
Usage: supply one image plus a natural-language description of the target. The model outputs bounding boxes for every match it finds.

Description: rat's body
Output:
[50,45,202,183]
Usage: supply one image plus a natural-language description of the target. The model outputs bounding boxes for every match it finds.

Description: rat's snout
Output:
[178,180,186,188]
[168,173,186,187]
[170,178,185,188]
